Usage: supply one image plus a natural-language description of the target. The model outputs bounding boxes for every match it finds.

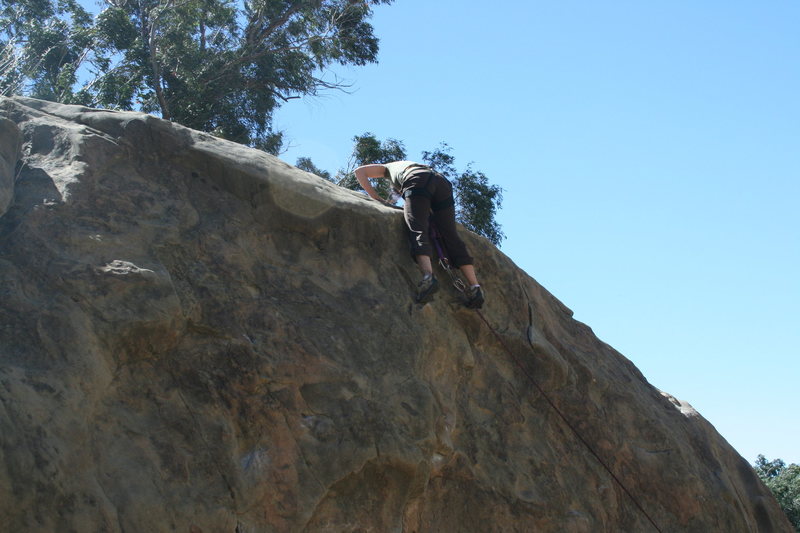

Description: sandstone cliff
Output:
[0,96,791,532]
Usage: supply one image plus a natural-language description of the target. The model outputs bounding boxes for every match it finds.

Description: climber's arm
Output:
[354,164,388,202]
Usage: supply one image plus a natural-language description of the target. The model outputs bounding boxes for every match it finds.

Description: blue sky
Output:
[274,1,799,464]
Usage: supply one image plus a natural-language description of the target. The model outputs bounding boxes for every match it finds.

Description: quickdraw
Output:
[429,219,467,294]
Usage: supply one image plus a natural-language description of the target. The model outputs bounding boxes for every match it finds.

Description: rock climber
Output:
[354,161,484,308]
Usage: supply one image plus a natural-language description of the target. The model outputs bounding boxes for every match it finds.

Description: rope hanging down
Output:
[428,224,663,533]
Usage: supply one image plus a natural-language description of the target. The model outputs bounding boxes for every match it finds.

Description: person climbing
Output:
[354,161,484,308]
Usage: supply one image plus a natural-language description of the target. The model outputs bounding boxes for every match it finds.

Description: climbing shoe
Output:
[465,285,484,309]
[416,275,439,303]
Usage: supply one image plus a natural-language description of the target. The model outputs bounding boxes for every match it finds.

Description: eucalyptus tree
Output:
[1,0,392,148]
[0,0,94,101]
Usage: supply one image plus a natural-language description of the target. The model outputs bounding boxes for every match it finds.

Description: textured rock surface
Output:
[0,96,791,533]
[0,115,20,216]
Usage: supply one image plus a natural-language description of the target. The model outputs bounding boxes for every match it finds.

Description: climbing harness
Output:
[428,227,664,533]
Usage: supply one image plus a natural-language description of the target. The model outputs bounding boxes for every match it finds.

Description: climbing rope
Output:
[428,226,664,533]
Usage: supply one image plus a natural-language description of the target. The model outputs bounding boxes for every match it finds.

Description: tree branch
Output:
[143,0,187,120]
[245,2,306,49]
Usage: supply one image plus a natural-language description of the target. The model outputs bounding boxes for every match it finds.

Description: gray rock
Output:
[0,96,792,532]
[0,115,21,216]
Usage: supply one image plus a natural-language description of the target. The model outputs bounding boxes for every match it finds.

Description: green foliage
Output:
[420,142,456,177]
[331,132,405,197]
[253,130,285,156]
[296,156,330,180]
[1,0,94,100]
[2,0,393,147]
[453,166,504,245]
[303,133,505,246]
[755,455,800,531]
[349,132,406,164]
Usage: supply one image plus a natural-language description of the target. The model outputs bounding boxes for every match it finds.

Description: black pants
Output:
[401,171,473,267]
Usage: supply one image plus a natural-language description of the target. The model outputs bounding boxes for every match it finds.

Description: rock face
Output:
[0,96,791,533]
[0,115,20,216]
